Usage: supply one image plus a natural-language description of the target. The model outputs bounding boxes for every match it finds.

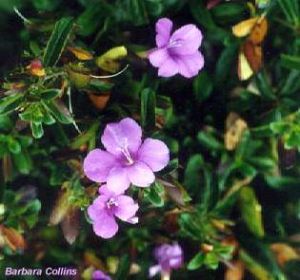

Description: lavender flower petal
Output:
[158,56,179,77]
[138,138,170,172]
[148,48,170,68]
[92,212,118,239]
[127,161,155,187]
[176,52,204,78]
[106,167,130,194]
[169,24,203,55]
[114,195,139,222]
[83,149,117,182]
[101,118,142,156]
[156,18,173,47]
[92,270,111,280]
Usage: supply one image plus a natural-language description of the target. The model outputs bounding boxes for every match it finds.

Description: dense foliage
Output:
[0,0,300,279]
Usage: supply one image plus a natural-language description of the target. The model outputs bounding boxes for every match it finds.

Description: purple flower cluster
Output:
[149,243,184,278]
[84,118,170,238]
[92,270,111,280]
[149,18,204,78]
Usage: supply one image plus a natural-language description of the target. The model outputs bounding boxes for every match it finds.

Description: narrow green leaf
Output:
[255,71,276,101]
[239,186,265,238]
[187,252,205,270]
[193,71,213,102]
[114,255,131,280]
[47,100,73,124]
[141,88,156,131]
[12,151,32,174]
[40,89,61,100]
[0,94,23,115]
[281,54,300,70]
[31,121,44,139]
[43,17,74,67]
[197,131,223,151]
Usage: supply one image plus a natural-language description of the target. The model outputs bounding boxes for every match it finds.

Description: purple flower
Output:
[87,185,139,239]
[83,117,170,194]
[92,270,111,280]
[148,18,204,78]
[149,243,184,278]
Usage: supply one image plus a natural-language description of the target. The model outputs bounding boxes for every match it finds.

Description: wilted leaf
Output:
[49,187,71,226]
[67,47,93,60]
[238,41,262,81]
[225,112,248,151]
[87,93,110,110]
[270,243,299,266]
[232,17,259,37]
[26,59,46,77]
[61,207,80,244]
[96,46,128,73]
[84,251,106,269]
[238,49,254,81]
[2,154,12,182]
[0,226,26,251]
[225,260,245,280]
[248,17,268,44]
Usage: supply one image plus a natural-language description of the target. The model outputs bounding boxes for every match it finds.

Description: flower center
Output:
[167,39,183,49]
[106,198,118,209]
[120,146,135,166]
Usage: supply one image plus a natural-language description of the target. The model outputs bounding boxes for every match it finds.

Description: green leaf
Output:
[114,255,131,280]
[193,71,213,102]
[30,121,44,139]
[144,181,164,207]
[88,80,114,92]
[128,0,149,26]
[277,0,299,25]
[43,17,74,67]
[77,4,111,36]
[145,0,163,17]
[197,131,223,151]
[239,186,265,238]
[47,100,73,124]
[240,249,274,280]
[211,2,248,25]
[24,199,41,228]
[39,89,61,100]
[215,42,239,86]
[159,158,178,175]
[280,70,300,96]
[12,151,32,174]
[189,0,217,30]
[179,213,205,241]
[240,239,285,280]
[184,154,204,191]
[0,94,23,115]
[0,115,13,131]
[265,175,300,188]
[19,103,45,123]
[187,252,205,270]
[281,54,300,70]
[255,71,276,101]
[140,88,156,131]
[7,138,21,154]
[32,0,62,11]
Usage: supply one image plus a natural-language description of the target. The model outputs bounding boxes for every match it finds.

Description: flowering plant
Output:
[0,0,299,279]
